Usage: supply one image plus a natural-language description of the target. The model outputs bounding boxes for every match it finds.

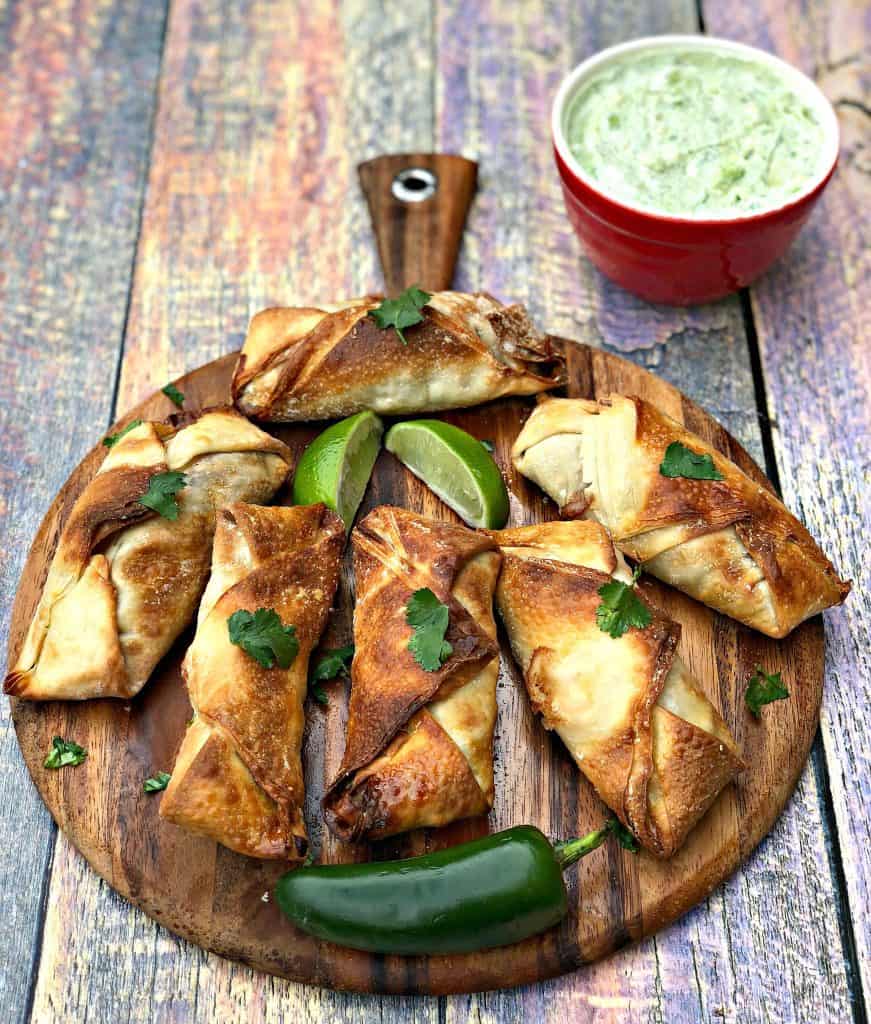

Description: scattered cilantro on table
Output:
[309,645,354,704]
[745,665,789,716]
[143,771,171,793]
[44,737,87,770]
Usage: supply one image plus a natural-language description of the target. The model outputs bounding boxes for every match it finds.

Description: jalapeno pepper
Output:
[274,820,634,955]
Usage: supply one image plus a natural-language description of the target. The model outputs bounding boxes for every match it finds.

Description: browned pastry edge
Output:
[648,705,745,857]
[160,722,310,861]
[4,408,292,699]
[495,538,744,858]
[322,507,500,834]
[626,397,850,627]
[323,710,491,842]
[505,553,682,855]
[160,503,344,861]
[230,294,565,419]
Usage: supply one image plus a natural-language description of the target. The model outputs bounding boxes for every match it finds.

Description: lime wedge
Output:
[385,420,509,529]
[292,411,384,529]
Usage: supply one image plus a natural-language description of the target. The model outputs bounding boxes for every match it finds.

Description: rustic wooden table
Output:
[0,1,867,1022]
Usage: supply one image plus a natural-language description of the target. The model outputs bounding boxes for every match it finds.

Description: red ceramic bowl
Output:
[552,36,840,305]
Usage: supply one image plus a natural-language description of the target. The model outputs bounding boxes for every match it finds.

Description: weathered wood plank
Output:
[0,0,168,1019]
[12,1,863,1022]
[702,0,871,1013]
[436,1,855,1022]
[28,0,440,1020]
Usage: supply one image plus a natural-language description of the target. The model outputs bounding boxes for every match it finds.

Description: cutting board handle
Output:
[358,153,478,295]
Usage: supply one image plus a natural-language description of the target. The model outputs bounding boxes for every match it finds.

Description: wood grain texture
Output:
[702,0,871,1013]
[359,153,477,294]
[9,343,826,996]
[434,1,856,1022]
[0,0,862,1019]
[0,0,168,1018]
[26,1,441,1020]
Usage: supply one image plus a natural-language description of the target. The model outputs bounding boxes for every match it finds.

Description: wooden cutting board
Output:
[6,340,823,995]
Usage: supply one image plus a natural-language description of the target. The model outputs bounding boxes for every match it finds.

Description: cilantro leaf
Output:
[302,850,315,868]
[595,566,652,639]
[143,771,171,793]
[311,645,354,683]
[162,382,185,408]
[228,608,299,669]
[745,664,789,716]
[605,816,640,852]
[138,470,187,520]
[368,285,431,344]
[406,588,453,672]
[659,441,724,480]
[309,645,354,704]
[103,419,143,448]
[480,439,495,453]
[44,737,87,770]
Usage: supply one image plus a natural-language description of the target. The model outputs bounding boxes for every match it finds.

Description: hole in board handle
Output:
[391,167,438,203]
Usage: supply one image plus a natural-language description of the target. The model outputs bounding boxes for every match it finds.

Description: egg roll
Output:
[5,409,291,701]
[490,520,743,858]
[160,503,343,860]
[231,291,564,422]
[323,507,501,842]
[512,395,849,637]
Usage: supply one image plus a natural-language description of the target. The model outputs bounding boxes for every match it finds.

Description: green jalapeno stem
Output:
[553,817,640,869]
[552,827,609,869]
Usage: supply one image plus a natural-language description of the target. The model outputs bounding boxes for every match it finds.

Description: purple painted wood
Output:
[25,1,441,1021]
[436,2,857,1021]
[0,0,865,1020]
[703,1,871,1013]
[0,0,169,1017]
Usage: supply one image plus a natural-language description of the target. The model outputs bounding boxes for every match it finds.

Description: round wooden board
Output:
[7,341,824,995]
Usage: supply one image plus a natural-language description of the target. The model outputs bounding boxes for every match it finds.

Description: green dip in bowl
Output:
[564,45,828,218]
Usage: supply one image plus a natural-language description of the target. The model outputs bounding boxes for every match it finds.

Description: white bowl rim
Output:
[551,34,840,225]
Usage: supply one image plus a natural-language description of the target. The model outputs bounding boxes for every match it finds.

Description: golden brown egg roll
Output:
[231,291,564,421]
[489,520,743,858]
[160,503,344,860]
[512,395,849,637]
[5,409,291,701]
[323,507,501,842]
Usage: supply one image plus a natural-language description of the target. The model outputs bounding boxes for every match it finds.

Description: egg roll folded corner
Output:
[512,394,849,637]
[489,520,744,858]
[323,507,502,842]
[5,408,291,701]
[231,290,565,422]
[160,502,344,861]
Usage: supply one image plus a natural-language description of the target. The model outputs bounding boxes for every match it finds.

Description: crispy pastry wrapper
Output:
[5,409,291,701]
[512,395,849,637]
[323,507,501,842]
[231,291,564,422]
[489,521,743,858]
[160,503,343,860]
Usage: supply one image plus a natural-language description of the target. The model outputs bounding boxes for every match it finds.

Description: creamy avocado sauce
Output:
[565,48,825,217]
